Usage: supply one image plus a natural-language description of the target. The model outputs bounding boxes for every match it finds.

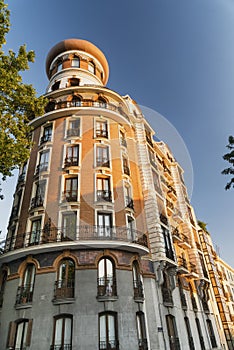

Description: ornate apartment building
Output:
[0,38,232,349]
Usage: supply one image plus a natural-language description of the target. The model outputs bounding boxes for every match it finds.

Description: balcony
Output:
[178,235,191,249]
[97,190,112,202]
[67,128,80,137]
[50,345,72,350]
[30,195,43,210]
[97,277,117,299]
[53,279,74,301]
[133,280,144,301]
[40,134,52,145]
[62,190,77,202]
[44,99,129,121]
[138,338,148,350]
[125,197,134,210]
[96,129,108,138]
[177,256,189,273]
[64,156,79,167]
[172,228,182,243]
[15,284,33,305]
[96,157,110,168]
[3,226,148,256]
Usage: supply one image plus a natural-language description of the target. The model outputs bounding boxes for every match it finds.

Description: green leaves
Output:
[222,136,234,190]
[0,1,47,197]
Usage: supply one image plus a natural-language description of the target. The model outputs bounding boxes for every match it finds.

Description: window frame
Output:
[95,144,110,168]
[99,311,118,350]
[51,314,73,350]
[97,257,117,298]
[66,116,81,138]
[95,119,109,139]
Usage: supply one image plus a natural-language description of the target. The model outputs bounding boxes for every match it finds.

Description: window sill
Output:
[15,303,32,310]
[134,297,144,303]
[96,295,118,302]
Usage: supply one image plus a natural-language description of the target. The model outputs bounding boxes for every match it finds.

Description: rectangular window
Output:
[148,148,157,168]
[120,130,127,147]
[166,314,180,350]
[97,213,112,237]
[64,145,79,167]
[127,216,135,241]
[67,118,80,137]
[40,124,52,144]
[122,156,130,176]
[62,212,77,240]
[63,177,78,202]
[96,146,110,167]
[96,120,108,138]
[37,150,50,173]
[31,181,46,209]
[206,319,217,348]
[7,319,33,350]
[97,177,111,202]
[161,226,174,261]
[124,186,134,209]
[29,219,41,245]
[152,171,162,195]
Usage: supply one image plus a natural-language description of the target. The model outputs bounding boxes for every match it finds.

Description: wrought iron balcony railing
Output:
[62,190,78,202]
[30,195,43,210]
[64,156,79,167]
[15,284,34,305]
[99,340,119,350]
[44,99,129,121]
[133,280,144,299]
[125,197,134,210]
[50,345,72,350]
[123,165,130,176]
[138,338,148,350]
[97,190,112,202]
[40,134,52,145]
[96,129,108,138]
[177,256,188,270]
[67,128,80,137]
[96,157,110,168]
[35,163,49,174]
[97,277,117,297]
[3,226,148,253]
[54,279,75,300]
[169,337,181,350]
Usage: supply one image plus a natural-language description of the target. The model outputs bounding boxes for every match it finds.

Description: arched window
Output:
[16,264,35,305]
[54,259,75,300]
[132,261,143,299]
[136,311,148,350]
[99,311,118,350]
[97,257,116,297]
[71,56,80,68]
[165,314,180,350]
[88,61,95,74]
[70,95,81,107]
[51,314,73,349]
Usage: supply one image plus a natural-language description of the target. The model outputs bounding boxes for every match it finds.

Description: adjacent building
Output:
[0,38,232,350]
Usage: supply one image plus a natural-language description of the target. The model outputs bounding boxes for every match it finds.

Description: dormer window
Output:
[88,61,95,74]
[71,57,80,68]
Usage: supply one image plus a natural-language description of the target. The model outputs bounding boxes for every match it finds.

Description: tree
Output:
[0,0,46,198]
[222,135,234,190]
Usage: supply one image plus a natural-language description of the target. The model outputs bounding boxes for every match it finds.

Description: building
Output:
[0,38,228,349]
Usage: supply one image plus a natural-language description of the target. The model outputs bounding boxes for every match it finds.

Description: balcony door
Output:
[97,213,112,237]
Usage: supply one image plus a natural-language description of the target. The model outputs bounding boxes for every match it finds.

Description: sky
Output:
[0,0,234,265]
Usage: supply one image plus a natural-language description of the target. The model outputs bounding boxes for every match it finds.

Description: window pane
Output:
[106,259,113,278]
[108,315,115,342]
[64,318,72,345]
[100,315,106,343]
[98,259,105,280]
[55,318,63,345]
[15,322,24,349]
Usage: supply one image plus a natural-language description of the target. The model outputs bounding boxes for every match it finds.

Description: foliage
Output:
[222,136,234,190]
[0,0,46,198]
[197,220,208,232]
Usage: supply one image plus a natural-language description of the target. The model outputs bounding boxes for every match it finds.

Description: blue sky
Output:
[0,0,234,265]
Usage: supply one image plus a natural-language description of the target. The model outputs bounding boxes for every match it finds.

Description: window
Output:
[166,314,180,350]
[57,61,63,72]
[195,318,205,350]
[97,97,107,108]
[96,120,108,138]
[69,77,80,86]
[97,212,112,237]
[120,130,127,147]
[133,261,144,299]
[127,216,135,240]
[63,177,78,202]
[161,225,174,261]
[122,156,130,176]
[136,312,148,350]
[124,185,134,209]
[61,212,77,240]
[96,176,112,202]
[40,124,52,144]
[37,150,50,173]
[70,95,81,107]
[16,264,35,305]
[31,181,46,209]
[7,319,33,350]
[184,317,195,350]
[29,219,41,245]
[96,146,110,167]
[65,145,79,167]
[67,117,80,137]
[152,171,162,194]
[52,80,60,91]
[99,312,118,350]
[88,61,95,74]
[162,272,173,306]
[54,259,75,300]
[51,314,72,350]
[206,319,217,348]
[97,258,116,297]
[0,269,7,307]
[148,148,157,168]
[71,57,80,67]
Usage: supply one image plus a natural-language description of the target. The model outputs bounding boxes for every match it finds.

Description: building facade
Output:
[0,39,229,349]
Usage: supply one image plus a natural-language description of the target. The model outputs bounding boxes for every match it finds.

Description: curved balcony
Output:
[2,226,149,261]
[44,100,130,121]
